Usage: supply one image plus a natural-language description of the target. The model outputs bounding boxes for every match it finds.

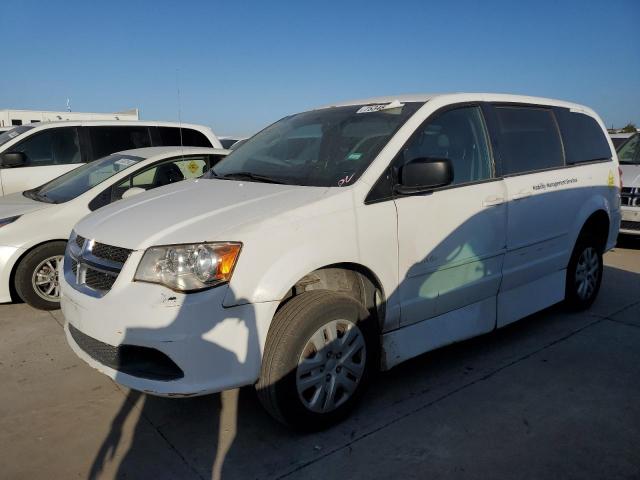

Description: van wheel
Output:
[14,241,66,311]
[256,291,378,430]
[565,235,603,311]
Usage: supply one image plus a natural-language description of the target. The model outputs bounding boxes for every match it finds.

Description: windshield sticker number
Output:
[8,131,18,138]
[347,152,362,160]
[337,173,355,187]
[115,158,138,168]
[356,100,405,114]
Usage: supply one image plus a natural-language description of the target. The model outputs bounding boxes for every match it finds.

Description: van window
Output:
[157,127,212,147]
[397,106,493,185]
[11,127,81,166]
[89,126,152,160]
[494,106,564,175]
[555,110,611,163]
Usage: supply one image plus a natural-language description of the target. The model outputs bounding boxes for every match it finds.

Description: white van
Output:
[61,93,621,429]
[0,121,221,196]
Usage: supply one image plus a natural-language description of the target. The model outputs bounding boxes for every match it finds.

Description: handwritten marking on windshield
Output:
[338,173,355,187]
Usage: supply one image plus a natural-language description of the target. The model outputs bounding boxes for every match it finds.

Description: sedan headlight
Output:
[0,215,20,228]
[134,242,242,292]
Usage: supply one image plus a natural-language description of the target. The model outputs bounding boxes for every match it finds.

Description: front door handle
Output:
[482,195,505,207]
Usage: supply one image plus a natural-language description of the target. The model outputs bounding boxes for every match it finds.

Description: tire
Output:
[256,290,378,430]
[14,241,66,310]
[565,235,603,311]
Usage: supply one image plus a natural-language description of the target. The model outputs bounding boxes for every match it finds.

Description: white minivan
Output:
[61,93,621,429]
[0,121,221,196]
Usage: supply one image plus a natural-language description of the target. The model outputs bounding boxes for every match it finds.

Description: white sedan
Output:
[0,146,228,309]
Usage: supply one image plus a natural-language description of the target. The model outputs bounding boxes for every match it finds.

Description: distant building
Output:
[0,108,139,127]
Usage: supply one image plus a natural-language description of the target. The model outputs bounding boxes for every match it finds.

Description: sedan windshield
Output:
[24,153,144,204]
[0,125,35,148]
[617,133,639,165]
[208,102,423,187]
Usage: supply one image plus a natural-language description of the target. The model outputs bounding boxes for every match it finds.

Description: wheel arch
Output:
[9,239,68,301]
[276,262,386,332]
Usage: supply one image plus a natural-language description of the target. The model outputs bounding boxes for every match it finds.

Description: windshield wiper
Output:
[219,171,288,184]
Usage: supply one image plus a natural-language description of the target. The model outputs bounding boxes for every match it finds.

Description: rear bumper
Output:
[0,245,23,303]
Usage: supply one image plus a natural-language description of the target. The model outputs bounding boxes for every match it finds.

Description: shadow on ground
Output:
[88,262,640,480]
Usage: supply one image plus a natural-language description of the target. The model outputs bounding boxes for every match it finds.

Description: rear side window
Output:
[494,106,564,175]
[157,127,212,147]
[555,110,611,164]
[89,126,152,160]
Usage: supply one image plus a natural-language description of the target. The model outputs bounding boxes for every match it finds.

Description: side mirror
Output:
[121,187,146,199]
[395,157,453,194]
[1,152,26,168]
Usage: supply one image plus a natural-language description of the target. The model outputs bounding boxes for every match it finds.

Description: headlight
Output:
[0,215,20,228]
[134,242,242,292]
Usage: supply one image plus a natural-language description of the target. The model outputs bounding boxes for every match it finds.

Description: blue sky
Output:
[1,0,638,136]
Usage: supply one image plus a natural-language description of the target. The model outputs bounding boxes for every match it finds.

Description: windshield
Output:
[0,125,35,148]
[208,102,423,187]
[24,153,144,203]
[617,133,639,165]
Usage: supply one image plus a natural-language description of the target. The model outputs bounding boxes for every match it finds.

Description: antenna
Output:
[176,69,184,157]
[66,97,71,112]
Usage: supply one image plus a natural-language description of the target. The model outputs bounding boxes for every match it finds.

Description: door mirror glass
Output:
[396,157,453,194]
[1,152,26,168]
[121,186,146,199]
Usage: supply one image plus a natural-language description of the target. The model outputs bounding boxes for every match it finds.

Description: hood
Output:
[74,178,340,249]
[620,164,640,188]
[0,192,55,219]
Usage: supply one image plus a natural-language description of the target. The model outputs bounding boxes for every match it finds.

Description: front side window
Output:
[396,106,493,186]
[24,153,143,203]
[210,102,423,187]
[12,127,81,166]
[617,134,639,165]
[494,106,564,175]
[89,126,151,160]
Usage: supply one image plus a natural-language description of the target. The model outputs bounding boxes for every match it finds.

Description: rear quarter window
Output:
[555,109,612,164]
[156,127,213,147]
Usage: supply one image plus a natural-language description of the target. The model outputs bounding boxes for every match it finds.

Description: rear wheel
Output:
[256,291,378,430]
[14,241,66,310]
[565,235,603,310]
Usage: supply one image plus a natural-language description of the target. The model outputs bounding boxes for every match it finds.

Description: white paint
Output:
[60,93,622,397]
[0,147,228,303]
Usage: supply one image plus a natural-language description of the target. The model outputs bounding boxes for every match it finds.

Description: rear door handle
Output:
[512,190,532,200]
[482,195,505,207]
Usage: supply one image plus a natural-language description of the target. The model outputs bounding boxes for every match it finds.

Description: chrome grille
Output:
[621,187,640,207]
[65,232,130,298]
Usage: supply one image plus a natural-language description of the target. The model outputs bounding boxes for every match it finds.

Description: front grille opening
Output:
[75,235,85,249]
[85,268,117,291]
[621,220,640,231]
[69,324,183,381]
[92,242,132,264]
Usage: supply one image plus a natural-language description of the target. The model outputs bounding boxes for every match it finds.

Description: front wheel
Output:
[14,241,67,310]
[256,291,378,430]
[565,235,603,311]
